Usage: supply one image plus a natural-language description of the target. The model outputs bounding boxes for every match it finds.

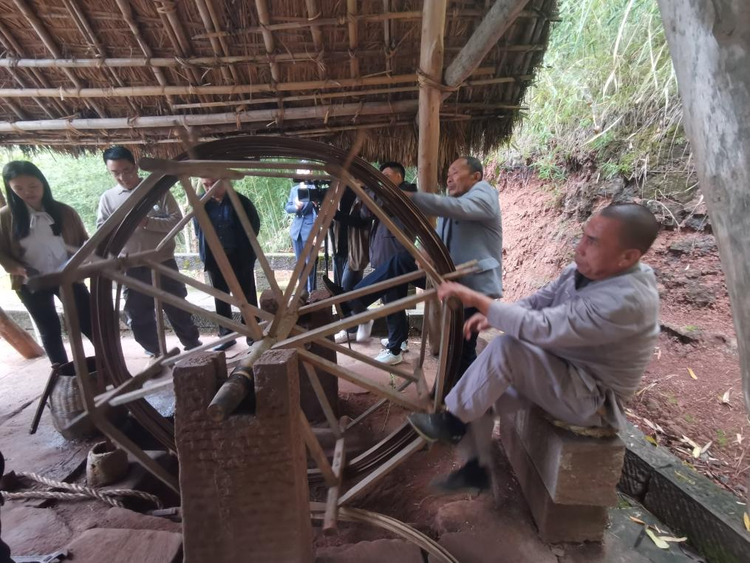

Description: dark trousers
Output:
[351,252,479,373]
[334,255,364,334]
[17,282,92,365]
[292,236,318,293]
[123,259,201,355]
[207,251,258,343]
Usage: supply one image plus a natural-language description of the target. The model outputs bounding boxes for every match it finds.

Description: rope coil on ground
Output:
[0,471,163,509]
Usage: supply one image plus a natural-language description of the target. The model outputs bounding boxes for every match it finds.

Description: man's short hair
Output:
[103,146,135,164]
[379,161,406,180]
[600,203,660,254]
[459,156,483,180]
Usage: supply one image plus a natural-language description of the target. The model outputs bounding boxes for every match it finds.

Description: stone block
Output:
[501,416,609,543]
[621,425,750,563]
[174,351,313,563]
[434,530,557,563]
[65,528,182,563]
[1,506,73,556]
[512,407,625,507]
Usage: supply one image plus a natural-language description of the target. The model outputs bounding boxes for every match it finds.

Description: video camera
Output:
[295,179,331,204]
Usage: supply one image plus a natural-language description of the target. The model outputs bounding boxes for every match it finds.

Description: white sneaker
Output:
[380,338,409,352]
[334,330,353,344]
[374,349,403,365]
[356,320,374,342]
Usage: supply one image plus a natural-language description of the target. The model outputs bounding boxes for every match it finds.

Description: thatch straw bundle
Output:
[0,0,556,169]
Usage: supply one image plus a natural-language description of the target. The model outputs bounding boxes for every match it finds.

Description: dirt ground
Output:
[497,169,749,497]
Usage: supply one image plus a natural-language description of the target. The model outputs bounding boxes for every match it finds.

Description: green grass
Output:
[716,429,728,448]
[491,0,685,191]
[683,414,696,424]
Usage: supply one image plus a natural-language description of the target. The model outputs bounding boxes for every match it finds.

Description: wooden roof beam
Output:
[0,46,546,70]
[346,0,360,78]
[0,99,422,132]
[305,0,327,79]
[0,69,509,99]
[254,0,281,83]
[0,20,68,118]
[62,0,141,116]
[12,0,107,118]
[443,0,531,89]
[193,0,238,85]
[113,0,175,110]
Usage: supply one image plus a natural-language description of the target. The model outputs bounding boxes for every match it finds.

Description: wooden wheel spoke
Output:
[224,183,282,299]
[332,166,444,285]
[180,176,264,341]
[102,268,255,339]
[297,349,428,412]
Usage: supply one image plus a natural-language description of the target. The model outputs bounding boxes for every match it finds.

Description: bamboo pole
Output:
[0,20,67,118]
[346,0,360,78]
[112,0,175,109]
[0,68,501,99]
[443,0,531,89]
[12,0,106,119]
[191,9,544,38]
[194,0,237,85]
[0,100,419,132]
[305,0,327,79]
[255,0,281,83]
[417,0,448,195]
[0,49,544,70]
[0,73,420,98]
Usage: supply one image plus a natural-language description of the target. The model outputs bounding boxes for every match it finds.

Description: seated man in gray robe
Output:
[408,203,660,493]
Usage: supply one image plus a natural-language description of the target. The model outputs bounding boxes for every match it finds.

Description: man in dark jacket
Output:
[194,178,261,351]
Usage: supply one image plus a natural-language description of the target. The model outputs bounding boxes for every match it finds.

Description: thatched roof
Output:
[0,0,556,167]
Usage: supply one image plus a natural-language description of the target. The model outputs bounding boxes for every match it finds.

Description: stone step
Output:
[512,407,625,507]
[500,415,609,543]
[65,528,182,563]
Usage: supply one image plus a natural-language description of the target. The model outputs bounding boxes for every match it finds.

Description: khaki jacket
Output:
[0,203,89,290]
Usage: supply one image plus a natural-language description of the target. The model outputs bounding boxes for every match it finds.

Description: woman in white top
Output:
[0,161,93,365]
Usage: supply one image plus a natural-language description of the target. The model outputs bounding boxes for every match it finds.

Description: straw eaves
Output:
[0,0,556,170]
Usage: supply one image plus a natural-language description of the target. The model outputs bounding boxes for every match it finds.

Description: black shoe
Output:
[322,275,345,297]
[246,338,255,347]
[431,459,490,495]
[407,411,467,445]
[212,340,237,352]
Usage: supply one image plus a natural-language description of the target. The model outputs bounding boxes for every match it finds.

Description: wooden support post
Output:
[657,0,750,510]
[443,0,531,89]
[417,0,447,194]
[323,420,346,535]
[0,306,44,359]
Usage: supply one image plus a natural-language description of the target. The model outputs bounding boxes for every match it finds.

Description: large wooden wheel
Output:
[52,137,472,517]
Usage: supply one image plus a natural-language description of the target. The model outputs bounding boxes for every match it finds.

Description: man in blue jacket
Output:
[286,181,318,293]
[327,156,503,370]
[195,178,261,351]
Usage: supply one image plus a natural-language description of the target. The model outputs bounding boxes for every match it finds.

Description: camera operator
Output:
[285,180,318,293]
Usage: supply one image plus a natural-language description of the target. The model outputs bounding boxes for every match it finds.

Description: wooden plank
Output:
[0,306,44,359]
[296,349,427,413]
[298,409,337,487]
[338,437,425,505]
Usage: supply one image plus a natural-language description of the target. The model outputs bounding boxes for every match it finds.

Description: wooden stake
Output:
[417,0,447,195]
[0,306,44,359]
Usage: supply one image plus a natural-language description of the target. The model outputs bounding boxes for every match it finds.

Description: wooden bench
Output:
[500,406,625,543]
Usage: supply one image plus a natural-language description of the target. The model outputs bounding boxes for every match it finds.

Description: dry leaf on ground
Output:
[687,367,698,380]
[646,528,670,549]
